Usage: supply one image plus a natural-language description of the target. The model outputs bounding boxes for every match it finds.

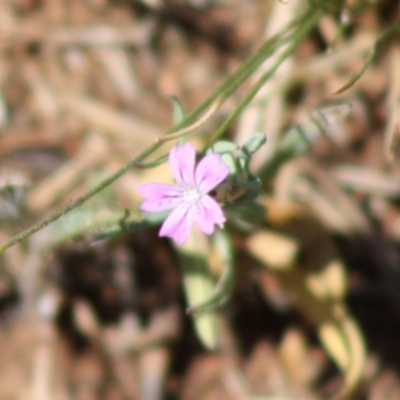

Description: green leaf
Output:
[168,94,186,125]
[178,230,218,350]
[92,211,168,243]
[243,132,267,155]
[187,229,235,314]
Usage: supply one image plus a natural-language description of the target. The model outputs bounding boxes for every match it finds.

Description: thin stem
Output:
[161,9,311,139]
[134,154,169,168]
[211,9,322,142]
[0,142,160,253]
[156,99,223,142]
[334,18,400,94]
[157,11,312,143]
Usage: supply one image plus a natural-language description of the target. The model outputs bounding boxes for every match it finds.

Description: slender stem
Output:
[134,154,169,168]
[162,9,311,137]
[211,10,322,142]
[0,142,161,253]
[157,10,312,143]
[157,99,223,142]
[334,18,400,94]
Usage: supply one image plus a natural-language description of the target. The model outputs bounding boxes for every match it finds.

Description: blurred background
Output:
[1,0,400,399]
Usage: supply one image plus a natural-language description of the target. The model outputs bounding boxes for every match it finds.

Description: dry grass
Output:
[1,1,400,399]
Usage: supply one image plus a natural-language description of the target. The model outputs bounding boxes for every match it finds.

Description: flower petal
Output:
[138,183,182,199]
[195,153,230,194]
[169,143,196,185]
[159,202,195,245]
[138,183,183,212]
[195,195,226,234]
[140,197,182,212]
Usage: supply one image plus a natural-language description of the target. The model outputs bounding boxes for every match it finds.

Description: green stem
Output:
[209,9,313,103]
[0,143,160,253]
[157,9,312,142]
[212,9,322,142]
[334,18,400,94]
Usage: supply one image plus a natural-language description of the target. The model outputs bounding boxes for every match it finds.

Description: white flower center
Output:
[183,186,202,203]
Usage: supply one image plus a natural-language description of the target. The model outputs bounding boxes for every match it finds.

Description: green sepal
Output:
[220,152,238,174]
[243,132,267,155]
[207,141,238,160]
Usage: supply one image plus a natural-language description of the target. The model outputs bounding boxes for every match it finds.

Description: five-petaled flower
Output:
[138,143,230,245]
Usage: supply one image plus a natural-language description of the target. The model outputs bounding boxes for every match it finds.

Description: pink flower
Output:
[138,143,230,245]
